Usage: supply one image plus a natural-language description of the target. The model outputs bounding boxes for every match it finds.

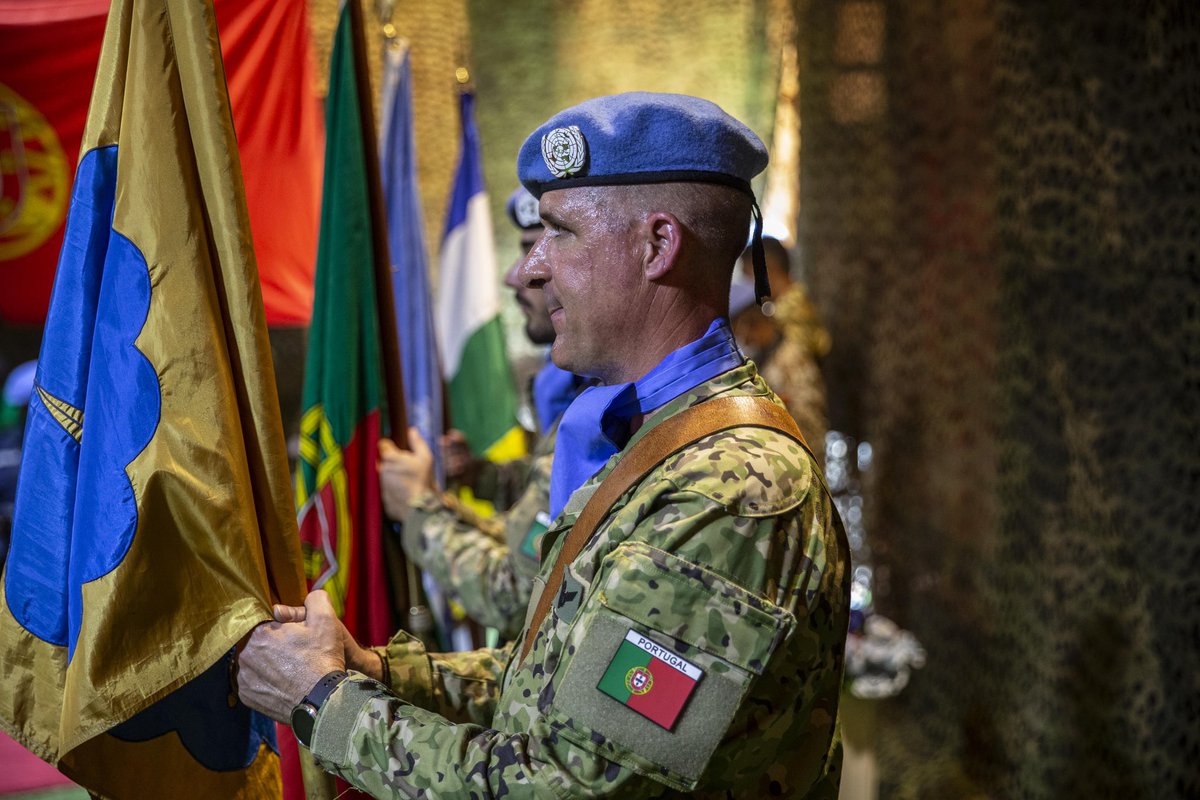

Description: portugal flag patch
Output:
[598,630,704,730]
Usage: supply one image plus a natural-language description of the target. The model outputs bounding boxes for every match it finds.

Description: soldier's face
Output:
[517,188,644,383]
[504,228,555,345]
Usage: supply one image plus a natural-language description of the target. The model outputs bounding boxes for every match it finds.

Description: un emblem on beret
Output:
[541,125,587,178]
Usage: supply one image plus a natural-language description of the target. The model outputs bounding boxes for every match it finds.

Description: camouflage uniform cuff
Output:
[367,645,391,688]
[309,673,388,767]
[377,629,435,707]
[409,488,445,514]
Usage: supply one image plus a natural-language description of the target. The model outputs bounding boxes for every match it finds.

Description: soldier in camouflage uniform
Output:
[379,188,568,638]
[239,92,849,799]
[386,429,553,638]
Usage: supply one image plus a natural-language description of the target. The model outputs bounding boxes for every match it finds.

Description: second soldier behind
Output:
[378,187,584,638]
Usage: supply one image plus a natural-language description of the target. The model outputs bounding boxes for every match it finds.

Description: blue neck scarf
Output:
[549,317,743,519]
[531,356,585,434]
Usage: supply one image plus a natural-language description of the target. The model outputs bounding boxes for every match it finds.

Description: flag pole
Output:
[345,0,435,647]
[347,0,407,440]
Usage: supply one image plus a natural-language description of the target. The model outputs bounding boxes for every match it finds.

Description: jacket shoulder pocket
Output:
[547,541,796,791]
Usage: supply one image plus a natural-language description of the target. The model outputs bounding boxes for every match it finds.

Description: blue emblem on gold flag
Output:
[0,1,307,797]
[8,147,159,658]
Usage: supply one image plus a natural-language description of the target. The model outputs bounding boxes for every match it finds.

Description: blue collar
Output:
[531,356,586,434]
[549,318,743,520]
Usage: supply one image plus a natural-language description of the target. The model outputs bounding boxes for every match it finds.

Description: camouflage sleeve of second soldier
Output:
[400,481,541,638]
[367,630,510,726]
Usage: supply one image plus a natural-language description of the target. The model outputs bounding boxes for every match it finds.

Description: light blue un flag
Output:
[379,45,444,481]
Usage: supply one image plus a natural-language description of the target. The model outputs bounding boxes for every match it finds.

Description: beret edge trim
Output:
[524,169,754,199]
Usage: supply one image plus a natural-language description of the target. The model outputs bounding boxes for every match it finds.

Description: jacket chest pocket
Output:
[546,541,795,792]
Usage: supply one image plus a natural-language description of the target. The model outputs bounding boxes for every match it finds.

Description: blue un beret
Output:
[517,92,768,199]
[506,187,542,230]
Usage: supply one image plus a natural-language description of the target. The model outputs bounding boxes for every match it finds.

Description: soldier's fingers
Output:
[409,427,432,459]
[272,604,306,623]
[303,589,337,622]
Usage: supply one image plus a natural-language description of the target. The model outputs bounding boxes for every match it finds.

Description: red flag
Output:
[0,0,321,325]
[0,12,104,323]
[214,0,321,325]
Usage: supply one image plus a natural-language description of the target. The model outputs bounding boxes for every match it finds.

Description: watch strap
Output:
[290,670,348,749]
[303,669,349,711]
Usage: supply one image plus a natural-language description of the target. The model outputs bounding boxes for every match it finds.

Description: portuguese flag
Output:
[598,631,704,730]
[293,4,393,649]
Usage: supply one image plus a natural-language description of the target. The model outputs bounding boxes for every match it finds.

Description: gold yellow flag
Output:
[0,0,305,796]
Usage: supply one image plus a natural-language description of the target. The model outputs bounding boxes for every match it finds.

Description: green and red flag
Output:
[293,3,393,649]
[598,631,705,730]
[291,3,418,797]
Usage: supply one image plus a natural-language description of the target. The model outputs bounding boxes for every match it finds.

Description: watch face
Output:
[291,702,317,747]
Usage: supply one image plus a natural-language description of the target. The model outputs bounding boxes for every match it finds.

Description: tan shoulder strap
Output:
[517,394,807,666]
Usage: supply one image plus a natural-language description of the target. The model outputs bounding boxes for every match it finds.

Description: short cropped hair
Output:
[597,183,752,271]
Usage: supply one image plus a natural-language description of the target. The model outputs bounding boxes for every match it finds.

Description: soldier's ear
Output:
[642,211,682,282]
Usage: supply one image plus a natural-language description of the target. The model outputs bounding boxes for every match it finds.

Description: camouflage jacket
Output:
[401,424,556,638]
[310,363,850,799]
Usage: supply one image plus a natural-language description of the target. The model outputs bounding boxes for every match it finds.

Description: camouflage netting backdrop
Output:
[800,0,1200,797]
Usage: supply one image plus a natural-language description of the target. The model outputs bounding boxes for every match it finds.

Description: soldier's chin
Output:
[548,339,575,372]
[550,340,603,381]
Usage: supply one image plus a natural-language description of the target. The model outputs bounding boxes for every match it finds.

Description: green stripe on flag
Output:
[598,640,653,704]
[293,3,394,648]
[447,316,518,455]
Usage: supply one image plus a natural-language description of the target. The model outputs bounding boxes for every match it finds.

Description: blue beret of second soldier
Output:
[516,92,768,199]
[506,186,542,230]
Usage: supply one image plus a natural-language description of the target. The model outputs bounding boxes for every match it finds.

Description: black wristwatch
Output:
[290,670,348,748]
